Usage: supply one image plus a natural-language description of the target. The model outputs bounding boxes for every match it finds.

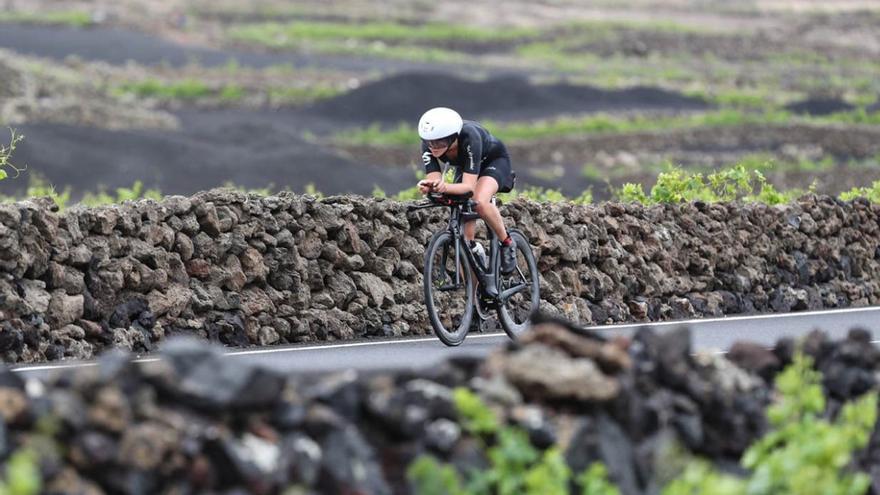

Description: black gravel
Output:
[307,72,711,123]
[1,110,418,199]
[785,96,856,116]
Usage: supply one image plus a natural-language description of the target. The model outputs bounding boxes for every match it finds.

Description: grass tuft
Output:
[0,10,92,27]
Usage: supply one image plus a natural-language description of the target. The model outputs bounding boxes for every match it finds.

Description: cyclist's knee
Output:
[473,191,495,209]
[474,197,494,214]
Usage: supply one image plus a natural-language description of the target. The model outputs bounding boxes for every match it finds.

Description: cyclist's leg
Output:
[463,218,477,241]
[454,168,479,242]
[475,156,511,242]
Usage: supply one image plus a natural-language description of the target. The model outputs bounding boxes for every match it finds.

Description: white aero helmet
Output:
[418,107,463,141]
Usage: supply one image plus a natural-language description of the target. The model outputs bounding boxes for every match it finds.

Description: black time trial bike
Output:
[407,192,540,346]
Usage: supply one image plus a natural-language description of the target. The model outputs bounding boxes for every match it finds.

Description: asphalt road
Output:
[11,306,880,380]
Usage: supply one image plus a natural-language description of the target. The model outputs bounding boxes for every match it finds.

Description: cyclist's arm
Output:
[442,172,477,195]
[440,125,481,194]
[459,126,482,176]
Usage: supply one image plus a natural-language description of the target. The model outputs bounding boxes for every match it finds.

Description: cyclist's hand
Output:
[434,180,447,194]
[418,180,433,195]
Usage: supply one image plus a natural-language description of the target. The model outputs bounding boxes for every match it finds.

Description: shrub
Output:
[79,180,162,207]
[615,163,812,205]
[664,353,877,495]
[0,174,70,209]
[407,388,619,495]
[840,180,880,203]
[0,177,164,210]
[0,129,25,182]
[303,183,324,199]
[409,352,878,495]
[499,186,592,204]
[0,448,41,495]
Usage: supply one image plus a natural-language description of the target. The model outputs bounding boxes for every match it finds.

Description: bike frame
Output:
[444,201,499,300]
[411,194,528,304]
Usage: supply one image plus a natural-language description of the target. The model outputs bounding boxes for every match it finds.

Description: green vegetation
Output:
[333,108,880,147]
[232,29,464,62]
[303,183,324,199]
[112,74,342,106]
[219,85,246,102]
[266,85,341,105]
[221,181,282,197]
[615,164,812,205]
[500,186,592,205]
[511,20,721,73]
[188,3,314,22]
[79,181,163,207]
[562,19,718,36]
[664,353,876,495]
[2,158,875,213]
[409,354,877,495]
[515,39,880,106]
[585,153,845,183]
[840,180,880,203]
[372,183,424,201]
[114,79,217,101]
[0,176,161,210]
[0,129,25,182]
[407,388,619,495]
[0,10,91,27]
[7,175,70,208]
[227,19,537,62]
[684,88,770,109]
[229,20,536,45]
[0,449,41,495]
[375,156,880,207]
[372,167,593,204]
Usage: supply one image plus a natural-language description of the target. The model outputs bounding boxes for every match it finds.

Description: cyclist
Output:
[416,107,517,274]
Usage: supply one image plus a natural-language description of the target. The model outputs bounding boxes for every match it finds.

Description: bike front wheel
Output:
[497,229,541,340]
[424,231,474,346]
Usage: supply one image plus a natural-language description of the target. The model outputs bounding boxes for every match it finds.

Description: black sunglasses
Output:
[425,136,454,149]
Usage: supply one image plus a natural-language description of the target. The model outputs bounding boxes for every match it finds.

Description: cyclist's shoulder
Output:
[461,120,486,133]
[460,120,496,142]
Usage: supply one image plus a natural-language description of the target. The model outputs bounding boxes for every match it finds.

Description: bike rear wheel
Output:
[424,231,474,346]
[497,229,541,339]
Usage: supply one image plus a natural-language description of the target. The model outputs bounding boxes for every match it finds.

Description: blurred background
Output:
[1,0,879,203]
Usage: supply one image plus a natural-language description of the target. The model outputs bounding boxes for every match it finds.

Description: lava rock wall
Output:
[0,318,876,494]
[0,188,878,362]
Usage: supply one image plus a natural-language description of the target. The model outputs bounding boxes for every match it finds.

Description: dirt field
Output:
[0,0,878,199]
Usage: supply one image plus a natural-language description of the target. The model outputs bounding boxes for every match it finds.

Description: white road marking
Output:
[583,305,880,331]
[10,306,879,373]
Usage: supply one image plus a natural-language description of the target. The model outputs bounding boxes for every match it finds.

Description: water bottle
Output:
[471,241,487,270]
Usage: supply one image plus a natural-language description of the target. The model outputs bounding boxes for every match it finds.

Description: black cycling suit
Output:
[422,120,516,193]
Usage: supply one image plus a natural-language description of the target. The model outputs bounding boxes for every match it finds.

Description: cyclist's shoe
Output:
[501,239,517,274]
